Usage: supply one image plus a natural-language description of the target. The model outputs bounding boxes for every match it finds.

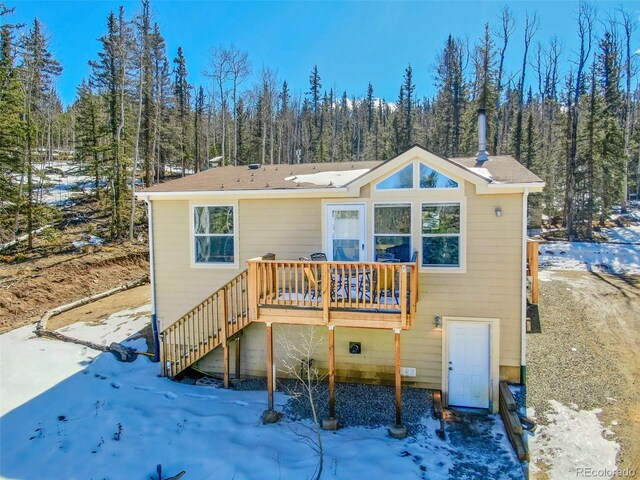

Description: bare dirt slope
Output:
[47,284,151,331]
[0,244,149,334]
[527,270,640,473]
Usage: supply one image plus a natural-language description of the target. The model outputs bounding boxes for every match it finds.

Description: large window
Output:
[419,163,458,188]
[193,205,235,264]
[376,164,413,190]
[374,204,411,262]
[421,203,460,267]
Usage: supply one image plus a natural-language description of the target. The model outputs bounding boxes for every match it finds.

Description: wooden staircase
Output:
[159,269,251,378]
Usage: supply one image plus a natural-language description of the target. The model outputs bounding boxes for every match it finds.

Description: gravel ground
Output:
[526,273,626,420]
[234,377,433,435]
[526,270,640,471]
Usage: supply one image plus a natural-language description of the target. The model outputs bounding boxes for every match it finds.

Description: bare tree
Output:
[492,5,515,154]
[258,67,278,164]
[513,11,539,162]
[277,327,326,480]
[206,48,231,165]
[227,46,250,166]
[565,1,595,239]
[618,8,637,209]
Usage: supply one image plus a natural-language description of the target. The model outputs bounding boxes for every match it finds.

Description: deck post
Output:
[400,266,408,328]
[321,262,330,324]
[323,325,338,430]
[388,328,407,439]
[221,289,229,389]
[247,259,258,321]
[235,337,241,379]
[262,322,281,424]
[266,322,273,409]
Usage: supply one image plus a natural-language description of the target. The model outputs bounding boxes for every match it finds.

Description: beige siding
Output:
[153,198,322,331]
[194,183,524,389]
[155,161,524,390]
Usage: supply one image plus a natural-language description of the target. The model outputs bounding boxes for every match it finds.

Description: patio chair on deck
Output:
[374,267,400,305]
[300,257,321,300]
[309,252,327,261]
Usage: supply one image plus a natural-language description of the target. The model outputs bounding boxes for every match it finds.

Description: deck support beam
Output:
[389,328,407,439]
[235,337,241,379]
[266,323,274,410]
[221,291,229,389]
[323,325,338,430]
[262,322,281,424]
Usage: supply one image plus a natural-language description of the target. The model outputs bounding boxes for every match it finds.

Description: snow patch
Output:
[529,400,619,480]
[57,304,151,347]
[538,270,555,282]
[72,234,104,249]
[286,168,370,187]
[467,167,493,180]
[539,240,640,275]
[539,207,640,274]
[1,304,524,480]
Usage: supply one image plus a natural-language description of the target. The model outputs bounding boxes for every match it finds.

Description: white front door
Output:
[325,204,366,261]
[448,321,490,409]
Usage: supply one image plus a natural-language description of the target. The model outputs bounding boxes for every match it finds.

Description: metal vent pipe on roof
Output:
[477,108,489,163]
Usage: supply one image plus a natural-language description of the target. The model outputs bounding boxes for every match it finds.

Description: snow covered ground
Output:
[538,209,640,275]
[37,162,97,206]
[528,402,620,480]
[0,313,522,480]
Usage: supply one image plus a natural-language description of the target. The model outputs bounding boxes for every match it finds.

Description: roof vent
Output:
[476,108,489,163]
[248,163,261,170]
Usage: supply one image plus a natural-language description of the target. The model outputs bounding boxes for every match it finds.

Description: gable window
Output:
[376,164,413,190]
[374,204,411,262]
[419,163,459,188]
[421,203,460,267]
[193,205,235,264]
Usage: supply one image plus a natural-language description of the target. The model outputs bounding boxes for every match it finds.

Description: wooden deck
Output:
[247,257,419,330]
[159,253,421,430]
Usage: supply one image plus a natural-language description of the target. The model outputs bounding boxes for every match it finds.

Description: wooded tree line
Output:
[0,1,638,242]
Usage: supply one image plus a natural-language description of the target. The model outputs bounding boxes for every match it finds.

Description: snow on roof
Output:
[466,167,493,181]
[285,168,371,187]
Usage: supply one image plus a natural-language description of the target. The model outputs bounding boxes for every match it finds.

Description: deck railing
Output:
[159,269,249,377]
[247,256,419,329]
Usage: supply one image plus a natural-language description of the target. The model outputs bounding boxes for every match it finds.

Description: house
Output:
[136,113,544,433]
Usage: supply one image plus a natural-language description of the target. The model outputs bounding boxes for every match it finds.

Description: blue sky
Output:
[7,0,640,107]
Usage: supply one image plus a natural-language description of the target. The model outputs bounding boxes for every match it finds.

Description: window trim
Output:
[190,202,239,269]
[372,202,413,262]
[420,200,466,273]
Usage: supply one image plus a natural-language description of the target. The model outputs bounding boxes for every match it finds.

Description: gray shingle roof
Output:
[139,150,542,194]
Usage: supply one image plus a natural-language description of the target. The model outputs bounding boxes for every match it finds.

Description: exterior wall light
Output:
[495,207,503,217]
[434,316,442,328]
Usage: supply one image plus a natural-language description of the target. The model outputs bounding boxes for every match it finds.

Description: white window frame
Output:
[420,200,466,273]
[372,202,413,262]
[190,202,239,269]
[324,202,367,262]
